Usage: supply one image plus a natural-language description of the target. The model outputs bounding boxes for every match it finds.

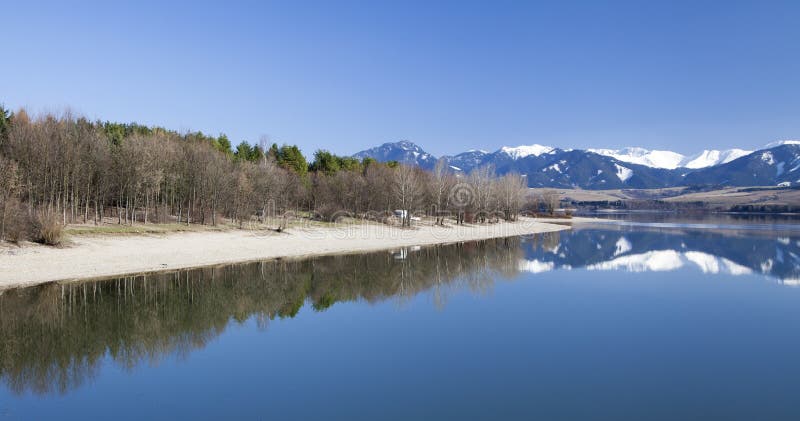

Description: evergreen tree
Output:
[250,145,265,162]
[310,150,340,175]
[276,144,308,175]
[0,105,12,144]
[214,134,233,155]
[235,141,254,161]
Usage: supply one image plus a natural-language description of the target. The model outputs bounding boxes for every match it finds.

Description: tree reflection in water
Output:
[0,237,524,396]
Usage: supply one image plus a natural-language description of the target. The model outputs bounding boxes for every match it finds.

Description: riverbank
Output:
[0,218,569,290]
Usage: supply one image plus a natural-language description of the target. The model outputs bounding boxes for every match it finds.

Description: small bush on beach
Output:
[32,211,64,246]
[2,199,31,243]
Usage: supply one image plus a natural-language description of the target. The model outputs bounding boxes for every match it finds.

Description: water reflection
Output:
[0,238,523,396]
[579,211,800,225]
[3,225,799,399]
[519,226,800,282]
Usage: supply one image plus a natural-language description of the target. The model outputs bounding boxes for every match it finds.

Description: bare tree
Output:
[497,173,528,221]
[0,156,19,239]
[364,163,393,218]
[431,159,454,225]
[469,165,495,223]
[392,164,422,226]
[542,189,560,215]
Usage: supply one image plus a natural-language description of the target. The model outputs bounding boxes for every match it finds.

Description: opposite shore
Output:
[0,218,570,290]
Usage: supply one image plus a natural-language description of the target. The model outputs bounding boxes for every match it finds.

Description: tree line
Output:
[0,106,535,243]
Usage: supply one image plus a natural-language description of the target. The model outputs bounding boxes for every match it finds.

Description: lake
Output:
[2,218,800,419]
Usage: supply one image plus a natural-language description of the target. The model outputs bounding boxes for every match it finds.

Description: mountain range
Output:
[353,140,800,189]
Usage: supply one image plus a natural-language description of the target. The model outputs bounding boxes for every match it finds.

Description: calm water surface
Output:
[2,218,800,420]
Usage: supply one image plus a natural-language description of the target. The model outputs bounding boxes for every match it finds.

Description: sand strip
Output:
[0,218,569,290]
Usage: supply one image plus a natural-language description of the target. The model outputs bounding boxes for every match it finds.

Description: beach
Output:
[0,218,570,290]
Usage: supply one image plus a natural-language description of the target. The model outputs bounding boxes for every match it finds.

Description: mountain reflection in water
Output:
[518,226,800,283]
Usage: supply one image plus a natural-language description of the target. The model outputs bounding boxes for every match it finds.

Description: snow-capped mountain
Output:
[352,141,800,189]
[682,143,800,187]
[588,147,685,169]
[498,144,555,159]
[680,149,752,169]
[354,141,683,188]
[588,147,753,169]
[765,139,800,148]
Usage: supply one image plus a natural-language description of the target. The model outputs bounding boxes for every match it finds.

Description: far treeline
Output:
[0,106,546,245]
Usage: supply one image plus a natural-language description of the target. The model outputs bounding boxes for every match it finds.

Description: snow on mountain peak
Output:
[766,140,800,148]
[499,144,554,159]
[680,149,752,169]
[395,140,421,151]
[680,150,719,169]
[589,147,684,169]
[588,146,753,169]
[355,141,762,175]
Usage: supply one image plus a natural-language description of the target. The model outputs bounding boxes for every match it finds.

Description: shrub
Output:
[32,211,64,246]
[1,198,31,243]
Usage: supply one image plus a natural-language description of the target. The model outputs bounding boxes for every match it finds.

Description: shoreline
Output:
[0,218,570,291]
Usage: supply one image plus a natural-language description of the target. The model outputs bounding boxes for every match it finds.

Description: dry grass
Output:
[63,216,336,237]
[62,215,463,238]
[32,211,64,246]
[664,187,800,207]
[538,186,800,208]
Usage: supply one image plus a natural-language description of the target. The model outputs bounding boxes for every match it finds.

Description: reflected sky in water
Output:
[2,223,800,420]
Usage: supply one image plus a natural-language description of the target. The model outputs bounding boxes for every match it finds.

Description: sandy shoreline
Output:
[0,218,569,290]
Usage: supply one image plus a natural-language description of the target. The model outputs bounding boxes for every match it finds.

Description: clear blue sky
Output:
[3,0,799,156]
